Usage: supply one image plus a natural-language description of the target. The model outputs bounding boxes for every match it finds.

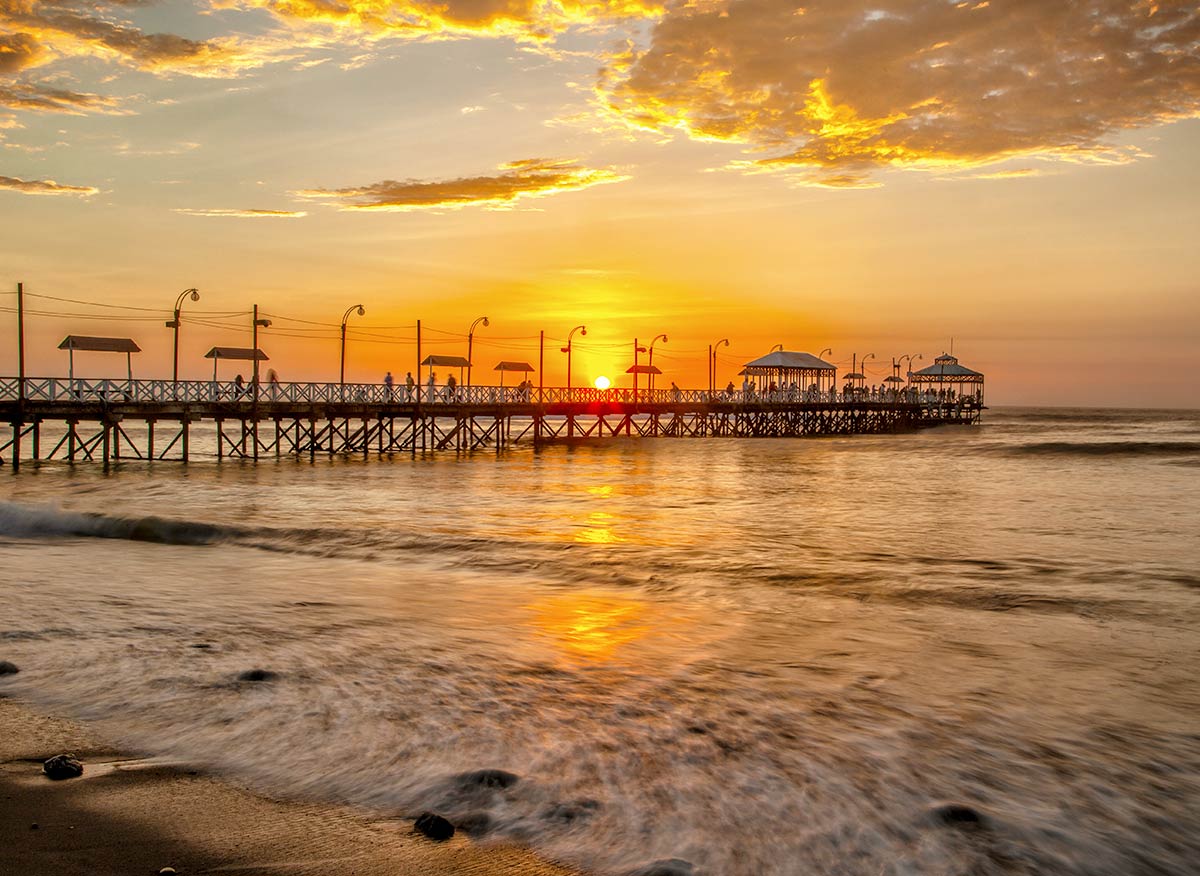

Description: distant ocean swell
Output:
[996,440,1200,457]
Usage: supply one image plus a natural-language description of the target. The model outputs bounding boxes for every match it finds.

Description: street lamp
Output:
[770,343,784,352]
[252,306,271,397]
[648,334,667,391]
[900,353,922,383]
[340,304,365,386]
[467,316,489,387]
[165,287,199,384]
[560,324,586,393]
[710,338,729,393]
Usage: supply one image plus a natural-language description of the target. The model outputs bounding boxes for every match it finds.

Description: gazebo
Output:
[421,354,470,387]
[741,351,836,395]
[910,353,984,405]
[204,346,268,382]
[59,336,141,383]
[493,361,534,387]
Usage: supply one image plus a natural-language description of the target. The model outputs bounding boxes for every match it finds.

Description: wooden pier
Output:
[0,377,982,469]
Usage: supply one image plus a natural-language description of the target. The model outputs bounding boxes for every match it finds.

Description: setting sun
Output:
[594,376,612,390]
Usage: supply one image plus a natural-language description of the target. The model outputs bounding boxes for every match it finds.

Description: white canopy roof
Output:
[912,353,982,378]
[743,351,835,371]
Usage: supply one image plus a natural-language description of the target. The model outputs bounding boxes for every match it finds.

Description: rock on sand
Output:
[43,754,84,780]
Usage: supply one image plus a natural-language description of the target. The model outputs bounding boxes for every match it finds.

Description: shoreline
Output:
[0,695,583,876]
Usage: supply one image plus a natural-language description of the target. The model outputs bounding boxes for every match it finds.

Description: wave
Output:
[0,501,237,546]
[1002,440,1200,458]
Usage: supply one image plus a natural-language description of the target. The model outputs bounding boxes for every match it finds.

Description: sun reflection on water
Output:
[528,593,652,663]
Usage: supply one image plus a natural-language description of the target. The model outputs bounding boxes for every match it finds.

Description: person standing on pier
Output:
[427,370,436,402]
[384,371,394,400]
[405,372,415,402]
[445,373,457,402]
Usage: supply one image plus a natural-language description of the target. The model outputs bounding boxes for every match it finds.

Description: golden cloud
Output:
[172,207,308,217]
[0,81,121,113]
[600,0,1200,183]
[223,0,663,42]
[0,173,98,195]
[295,157,628,211]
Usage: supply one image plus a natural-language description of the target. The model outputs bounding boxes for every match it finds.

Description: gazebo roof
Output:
[625,364,662,374]
[912,353,982,378]
[59,336,141,353]
[493,361,534,372]
[421,355,471,367]
[204,347,269,361]
[743,351,835,371]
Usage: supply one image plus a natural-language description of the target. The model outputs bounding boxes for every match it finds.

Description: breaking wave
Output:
[0,501,233,546]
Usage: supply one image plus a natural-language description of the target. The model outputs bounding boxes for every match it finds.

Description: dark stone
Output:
[237,669,278,682]
[543,799,601,824]
[455,768,519,790]
[455,812,493,837]
[414,812,455,842]
[631,858,694,876]
[30,823,38,830]
[43,753,84,780]
[0,660,18,675]
[190,644,213,649]
[930,803,989,828]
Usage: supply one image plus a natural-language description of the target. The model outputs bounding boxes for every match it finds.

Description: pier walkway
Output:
[0,376,982,468]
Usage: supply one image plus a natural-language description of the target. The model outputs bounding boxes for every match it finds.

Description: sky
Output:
[1,0,1198,406]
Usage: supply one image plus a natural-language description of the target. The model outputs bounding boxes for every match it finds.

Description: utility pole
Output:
[416,320,422,406]
[17,282,25,404]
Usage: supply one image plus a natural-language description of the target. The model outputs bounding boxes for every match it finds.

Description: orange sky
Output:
[2,1,1198,406]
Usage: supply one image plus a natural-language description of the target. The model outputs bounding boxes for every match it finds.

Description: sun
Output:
[594,375,611,390]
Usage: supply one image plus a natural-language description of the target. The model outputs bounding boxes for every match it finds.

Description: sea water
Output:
[2,408,1198,876]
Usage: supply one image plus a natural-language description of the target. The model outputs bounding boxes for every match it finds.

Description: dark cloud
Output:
[600,0,1200,183]
[0,81,119,113]
[296,157,628,211]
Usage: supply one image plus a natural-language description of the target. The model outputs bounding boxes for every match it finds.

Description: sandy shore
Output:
[0,695,582,876]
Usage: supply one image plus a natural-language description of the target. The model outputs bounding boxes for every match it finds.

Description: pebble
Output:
[159,868,177,875]
[0,660,18,675]
[930,802,989,828]
[237,669,278,682]
[455,768,519,789]
[30,823,38,830]
[43,753,84,780]
[631,859,694,876]
[414,812,455,842]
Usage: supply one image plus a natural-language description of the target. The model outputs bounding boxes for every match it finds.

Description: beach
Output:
[2,407,1199,876]
[1,696,582,876]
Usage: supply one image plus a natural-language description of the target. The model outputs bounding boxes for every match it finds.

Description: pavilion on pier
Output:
[740,351,836,394]
[910,353,984,405]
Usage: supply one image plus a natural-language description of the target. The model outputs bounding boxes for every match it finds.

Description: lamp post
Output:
[770,343,784,352]
[818,348,832,397]
[900,353,922,384]
[560,324,586,395]
[633,338,648,401]
[648,334,667,392]
[165,287,199,385]
[467,316,489,387]
[710,338,729,393]
[340,304,365,386]
[252,306,271,396]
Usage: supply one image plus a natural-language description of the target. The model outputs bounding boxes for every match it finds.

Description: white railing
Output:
[0,377,982,409]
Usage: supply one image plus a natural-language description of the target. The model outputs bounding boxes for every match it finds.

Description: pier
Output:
[0,376,982,469]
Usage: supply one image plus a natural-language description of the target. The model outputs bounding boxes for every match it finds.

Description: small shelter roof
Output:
[883,375,905,383]
[59,336,140,353]
[204,347,269,361]
[625,364,662,374]
[911,353,982,378]
[743,351,835,371]
[494,361,534,372]
[843,372,866,380]
[421,355,471,367]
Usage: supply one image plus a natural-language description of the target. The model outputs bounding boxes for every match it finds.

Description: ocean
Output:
[2,407,1198,876]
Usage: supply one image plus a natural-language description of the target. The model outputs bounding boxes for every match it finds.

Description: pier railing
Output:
[0,376,983,409]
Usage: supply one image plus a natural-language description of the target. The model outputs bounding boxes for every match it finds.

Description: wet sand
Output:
[0,696,581,876]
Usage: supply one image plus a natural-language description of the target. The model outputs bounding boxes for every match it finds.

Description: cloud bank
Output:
[296,158,627,211]
[173,207,307,217]
[600,0,1200,185]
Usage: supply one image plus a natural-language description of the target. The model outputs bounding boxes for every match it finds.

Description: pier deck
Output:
[0,377,982,468]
